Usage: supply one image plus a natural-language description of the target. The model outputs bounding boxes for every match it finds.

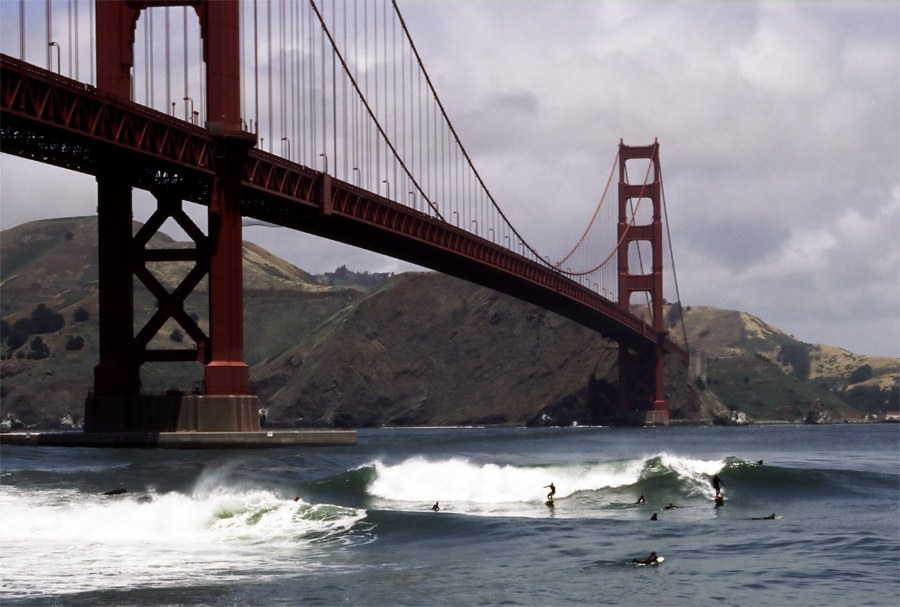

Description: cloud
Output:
[1,1,897,357]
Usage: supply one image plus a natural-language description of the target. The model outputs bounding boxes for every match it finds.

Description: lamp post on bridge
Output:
[48,42,60,74]
[382,180,390,199]
[452,211,459,227]
[472,219,478,235]
[320,153,328,174]
[183,97,194,123]
[281,137,291,161]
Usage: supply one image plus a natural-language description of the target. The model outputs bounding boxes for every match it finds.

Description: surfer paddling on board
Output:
[544,482,556,502]
[711,473,724,497]
[636,495,646,504]
[752,513,778,520]
[632,551,660,565]
[431,501,441,511]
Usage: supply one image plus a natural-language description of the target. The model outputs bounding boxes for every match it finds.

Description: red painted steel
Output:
[617,140,669,422]
[93,0,253,398]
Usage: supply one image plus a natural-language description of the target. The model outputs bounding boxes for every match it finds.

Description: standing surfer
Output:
[711,474,724,497]
[544,482,556,501]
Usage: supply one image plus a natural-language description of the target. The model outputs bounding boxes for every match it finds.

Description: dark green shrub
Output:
[28,336,50,360]
[73,307,90,322]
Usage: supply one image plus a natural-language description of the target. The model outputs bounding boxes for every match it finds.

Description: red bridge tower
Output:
[617,140,669,425]
[85,0,259,433]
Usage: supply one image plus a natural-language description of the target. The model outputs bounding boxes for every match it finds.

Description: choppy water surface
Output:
[1,424,897,606]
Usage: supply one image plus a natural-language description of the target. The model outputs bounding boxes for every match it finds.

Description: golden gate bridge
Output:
[0,0,688,436]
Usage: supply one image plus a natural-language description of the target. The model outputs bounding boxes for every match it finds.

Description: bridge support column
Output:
[86,0,260,434]
[205,135,254,397]
[617,140,669,425]
[202,0,255,404]
[91,161,139,402]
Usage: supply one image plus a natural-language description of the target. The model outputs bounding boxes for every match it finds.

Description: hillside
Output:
[1,217,897,429]
[639,304,899,420]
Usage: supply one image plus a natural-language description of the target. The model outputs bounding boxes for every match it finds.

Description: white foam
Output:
[367,456,645,504]
[655,452,726,496]
[0,484,367,598]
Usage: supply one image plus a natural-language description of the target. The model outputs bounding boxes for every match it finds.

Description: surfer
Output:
[752,513,777,520]
[544,482,556,501]
[650,513,658,521]
[431,501,441,511]
[632,551,660,565]
[711,473,724,497]
[756,460,764,465]
[661,503,679,510]
[636,495,645,504]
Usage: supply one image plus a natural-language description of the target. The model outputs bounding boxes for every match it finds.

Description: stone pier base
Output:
[645,410,670,426]
[85,394,261,433]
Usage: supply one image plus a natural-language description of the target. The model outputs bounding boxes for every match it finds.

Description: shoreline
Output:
[0,429,357,449]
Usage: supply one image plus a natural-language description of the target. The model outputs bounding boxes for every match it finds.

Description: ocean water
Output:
[1,424,897,606]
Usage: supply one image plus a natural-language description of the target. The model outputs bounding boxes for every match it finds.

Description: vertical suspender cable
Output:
[254,0,259,137]
[344,1,349,180]
[374,0,380,189]
[183,7,188,120]
[19,0,24,61]
[301,0,307,162]
[165,7,171,115]
[166,6,175,117]
[89,0,95,84]
[73,0,79,80]
[320,2,326,171]
[267,0,273,151]
[46,0,50,70]
[291,0,297,155]
[310,1,316,170]
[149,10,155,109]
[391,8,396,201]
[332,0,337,176]
[354,1,359,180]
[280,0,286,155]
[144,16,150,106]
[67,0,72,76]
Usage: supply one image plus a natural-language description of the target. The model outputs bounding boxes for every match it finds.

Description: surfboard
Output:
[713,496,724,501]
[545,499,554,506]
[634,556,664,566]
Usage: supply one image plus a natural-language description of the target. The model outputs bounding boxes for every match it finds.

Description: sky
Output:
[1,1,898,358]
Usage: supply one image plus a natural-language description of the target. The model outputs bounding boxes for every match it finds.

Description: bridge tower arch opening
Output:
[86,0,258,433]
[616,140,668,425]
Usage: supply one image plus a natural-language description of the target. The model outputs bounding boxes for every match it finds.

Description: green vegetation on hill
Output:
[704,353,854,421]
[317,264,394,290]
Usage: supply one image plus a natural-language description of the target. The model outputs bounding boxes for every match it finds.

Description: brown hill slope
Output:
[3,217,896,429]
[250,272,722,427]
